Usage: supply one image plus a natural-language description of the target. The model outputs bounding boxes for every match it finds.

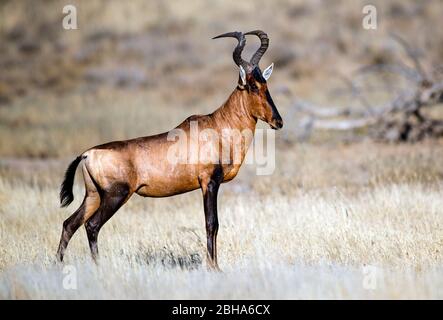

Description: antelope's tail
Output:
[60,155,84,208]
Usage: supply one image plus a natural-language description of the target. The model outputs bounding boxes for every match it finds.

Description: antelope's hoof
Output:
[207,263,223,273]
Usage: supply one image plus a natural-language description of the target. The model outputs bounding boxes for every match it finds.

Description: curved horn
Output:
[213,31,250,71]
[244,30,269,67]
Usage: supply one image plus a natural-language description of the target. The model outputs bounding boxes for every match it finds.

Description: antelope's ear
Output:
[239,65,247,85]
[262,63,274,80]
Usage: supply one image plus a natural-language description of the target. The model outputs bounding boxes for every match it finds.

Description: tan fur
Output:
[81,87,270,197]
[57,31,283,269]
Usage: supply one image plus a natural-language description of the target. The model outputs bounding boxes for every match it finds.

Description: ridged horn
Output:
[244,30,269,67]
[213,31,251,71]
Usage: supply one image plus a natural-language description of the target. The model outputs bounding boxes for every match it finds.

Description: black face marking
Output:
[265,89,282,121]
[265,89,276,111]
[252,67,266,83]
[249,81,259,93]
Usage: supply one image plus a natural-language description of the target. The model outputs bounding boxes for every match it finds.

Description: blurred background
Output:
[1,0,443,299]
[0,0,442,158]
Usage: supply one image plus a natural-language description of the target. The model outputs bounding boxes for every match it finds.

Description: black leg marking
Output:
[202,168,223,270]
[85,183,130,262]
[56,198,86,262]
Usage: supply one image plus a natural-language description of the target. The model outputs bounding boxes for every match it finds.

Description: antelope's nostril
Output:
[275,119,283,129]
[271,119,283,130]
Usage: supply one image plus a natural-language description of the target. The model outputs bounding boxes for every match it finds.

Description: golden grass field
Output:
[1,140,443,299]
[0,0,442,299]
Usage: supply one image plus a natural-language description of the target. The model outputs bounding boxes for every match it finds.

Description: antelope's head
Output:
[213,30,283,130]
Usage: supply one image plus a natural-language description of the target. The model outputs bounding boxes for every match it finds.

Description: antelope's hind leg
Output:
[56,167,100,262]
[85,182,132,262]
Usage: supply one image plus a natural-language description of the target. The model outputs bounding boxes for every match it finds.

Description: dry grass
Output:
[0,0,442,300]
[1,142,442,299]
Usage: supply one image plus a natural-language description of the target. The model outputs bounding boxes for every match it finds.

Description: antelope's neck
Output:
[212,88,257,133]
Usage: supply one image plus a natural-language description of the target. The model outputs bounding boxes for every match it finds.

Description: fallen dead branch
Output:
[290,34,443,142]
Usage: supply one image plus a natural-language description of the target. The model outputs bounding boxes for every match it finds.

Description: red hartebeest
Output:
[57,30,283,270]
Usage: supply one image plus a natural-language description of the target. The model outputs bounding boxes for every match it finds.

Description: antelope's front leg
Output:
[200,172,222,271]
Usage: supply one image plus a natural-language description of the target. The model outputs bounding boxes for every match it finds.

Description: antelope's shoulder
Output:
[175,114,214,129]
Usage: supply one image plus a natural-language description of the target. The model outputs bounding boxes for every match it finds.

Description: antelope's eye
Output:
[249,82,258,92]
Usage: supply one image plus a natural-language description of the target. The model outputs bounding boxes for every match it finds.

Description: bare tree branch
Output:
[389,32,428,81]
[287,37,443,143]
[335,73,377,116]
[293,99,354,117]
[420,81,443,104]
[356,63,422,83]
[312,118,375,130]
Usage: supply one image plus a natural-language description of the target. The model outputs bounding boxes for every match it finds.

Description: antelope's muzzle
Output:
[266,89,283,130]
[271,117,283,130]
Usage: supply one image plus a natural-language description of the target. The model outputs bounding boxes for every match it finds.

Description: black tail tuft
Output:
[60,156,83,208]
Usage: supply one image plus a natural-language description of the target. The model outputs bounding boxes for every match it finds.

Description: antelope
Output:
[56,30,283,270]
